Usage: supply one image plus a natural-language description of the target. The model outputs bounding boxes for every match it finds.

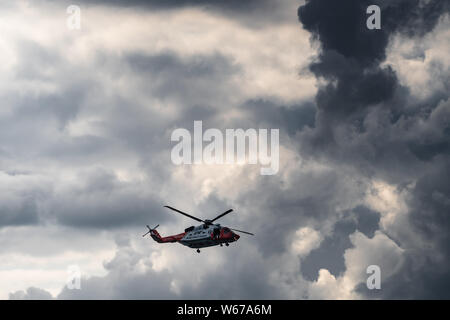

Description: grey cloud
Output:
[9,287,53,300]
[50,168,172,229]
[0,171,48,228]
[0,196,39,227]
[50,0,296,27]
[126,51,240,108]
[238,99,316,137]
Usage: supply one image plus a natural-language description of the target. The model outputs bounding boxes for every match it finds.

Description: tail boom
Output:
[150,229,185,243]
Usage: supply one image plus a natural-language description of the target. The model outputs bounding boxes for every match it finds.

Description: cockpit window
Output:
[223,227,230,233]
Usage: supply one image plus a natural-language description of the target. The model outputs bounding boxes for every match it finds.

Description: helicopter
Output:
[142,206,254,253]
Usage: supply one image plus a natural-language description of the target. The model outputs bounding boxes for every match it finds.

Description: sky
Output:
[0,0,449,299]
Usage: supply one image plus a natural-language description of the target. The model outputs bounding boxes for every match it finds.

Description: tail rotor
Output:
[142,224,159,237]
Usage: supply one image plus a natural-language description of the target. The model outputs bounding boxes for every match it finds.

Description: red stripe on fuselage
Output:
[150,230,186,243]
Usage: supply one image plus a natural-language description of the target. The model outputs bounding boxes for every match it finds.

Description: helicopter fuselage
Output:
[179,224,240,248]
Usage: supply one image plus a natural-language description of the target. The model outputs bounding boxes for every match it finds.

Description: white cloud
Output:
[384,15,450,100]
[291,227,323,257]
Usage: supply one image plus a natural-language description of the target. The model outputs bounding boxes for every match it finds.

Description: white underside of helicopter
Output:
[179,225,218,248]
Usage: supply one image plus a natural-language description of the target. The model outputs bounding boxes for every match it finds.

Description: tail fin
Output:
[150,229,164,243]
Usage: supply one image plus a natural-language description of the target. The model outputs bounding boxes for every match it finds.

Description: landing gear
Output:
[220,243,223,247]
[225,243,229,247]
[197,249,201,253]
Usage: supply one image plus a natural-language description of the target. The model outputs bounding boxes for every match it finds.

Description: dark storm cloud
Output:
[301,206,380,281]
[310,53,398,117]
[297,0,450,298]
[299,0,448,65]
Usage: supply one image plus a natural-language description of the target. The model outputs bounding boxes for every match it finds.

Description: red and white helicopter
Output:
[142,206,254,253]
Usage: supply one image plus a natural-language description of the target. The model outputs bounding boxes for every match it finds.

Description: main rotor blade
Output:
[230,228,254,236]
[164,206,204,223]
[211,209,233,223]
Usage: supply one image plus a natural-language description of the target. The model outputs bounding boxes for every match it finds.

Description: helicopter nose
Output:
[234,233,240,241]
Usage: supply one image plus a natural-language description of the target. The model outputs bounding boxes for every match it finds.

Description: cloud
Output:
[301,206,380,281]
[291,227,323,257]
[49,168,172,228]
[56,0,301,27]
[0,171,49,227]
[9,287,53,300]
